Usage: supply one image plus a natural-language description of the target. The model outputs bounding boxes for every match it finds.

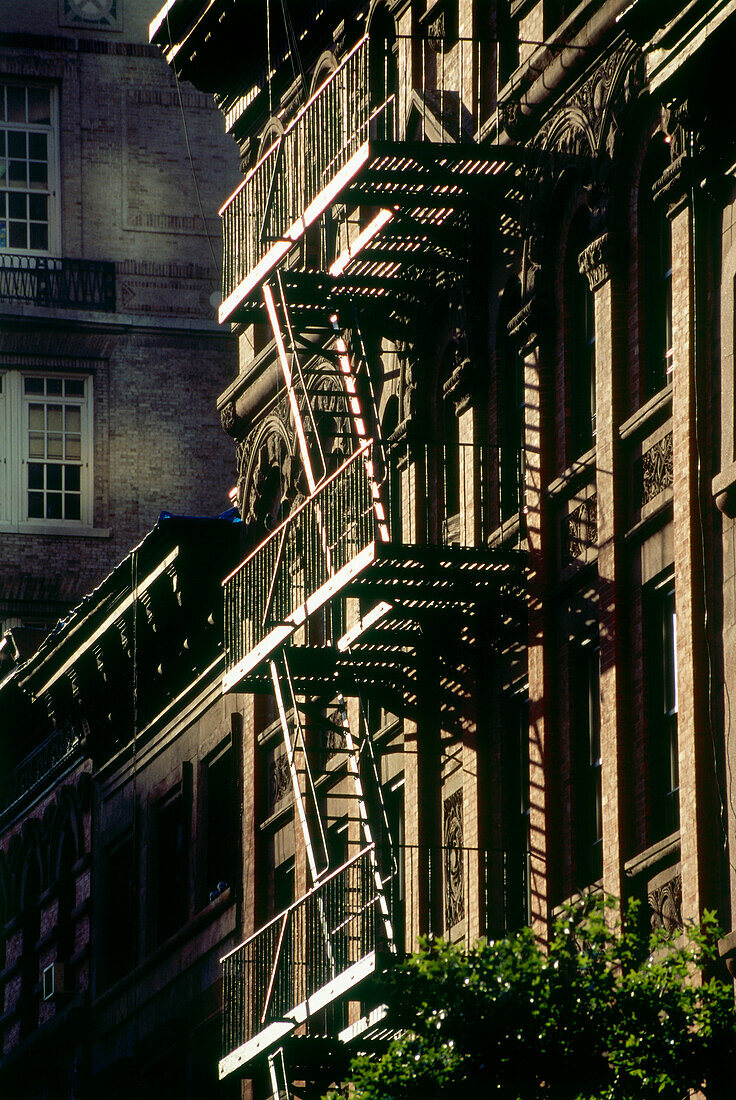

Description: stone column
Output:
[579,231,627,908]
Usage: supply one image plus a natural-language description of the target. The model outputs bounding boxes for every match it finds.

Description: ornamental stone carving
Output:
[578,232,617,291]
[562,494,598,565]
[640,433,673,507]
[443,788,464,928]
[269,752,291,809]
[648,872,682,938]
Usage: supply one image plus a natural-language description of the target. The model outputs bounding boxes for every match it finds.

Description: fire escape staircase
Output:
[218,33,527,1087]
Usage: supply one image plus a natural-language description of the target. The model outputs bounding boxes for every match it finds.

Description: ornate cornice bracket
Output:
[578,231,617,291]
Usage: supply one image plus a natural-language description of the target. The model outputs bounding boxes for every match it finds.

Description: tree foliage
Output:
[329,899,736,1100]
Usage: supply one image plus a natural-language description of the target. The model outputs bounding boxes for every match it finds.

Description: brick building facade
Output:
[0,0,240,642]
[3,0,736,1097]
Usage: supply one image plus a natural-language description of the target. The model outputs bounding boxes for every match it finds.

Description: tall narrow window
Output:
[505,694,530,930]
[497,2,520,88]
[156,792,188,943]
[641,138,673,396]
[498,279,524,523]
[646,576,679,840]
[567,216,596,458]
[20,859,41,1038]
[572,643,602,885]
[104,832,136,987]
[203,740,238,905]
[0,83,55,253]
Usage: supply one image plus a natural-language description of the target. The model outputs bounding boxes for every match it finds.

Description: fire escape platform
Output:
[224,540,524,714]
[219,139,524,324]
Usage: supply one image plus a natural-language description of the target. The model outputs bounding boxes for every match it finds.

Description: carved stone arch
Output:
[593,40,645,161]
[310,51,338,96]
[304,358,352,473]
[544,106,595,159]
[239,416,298,534]
[50,785,84,882]
[18,820,44,905]
[258,116,285,160]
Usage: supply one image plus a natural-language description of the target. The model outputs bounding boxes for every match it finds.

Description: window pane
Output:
[7,87,26,124]
[65,494,80,521]
[47,404,62,428]
[47,434,63,459]
[46,492,62,519]
[46,379,62,396]
[65,379,84,397]
[8,131,25,157]
[28,161,47,189]
[8,222,26,248]
[28,403,44,427]
[28,194,46,220]
[0,86,5,122]
[28,463,44,490]
[8,192,26,219]
[65,465,80,492]
[25,378,44,394]
[28,132,46,159]
[65,436,81,461]
[28,433,44,458]
[47,465,62,490]
[29,223,47,250]
[27,90,50,125]
[28,491,43,518]
[0,132,5,156]
[65,406,81,433]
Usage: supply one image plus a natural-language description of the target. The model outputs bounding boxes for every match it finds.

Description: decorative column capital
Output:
[578,231,617,291]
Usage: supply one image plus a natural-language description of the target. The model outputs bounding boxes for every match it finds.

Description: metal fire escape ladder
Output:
[268,1046,291,1100]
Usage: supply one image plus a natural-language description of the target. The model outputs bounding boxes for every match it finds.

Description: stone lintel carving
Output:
[578,232,616,291]
[270,752,291,808]
[562,494,598,565]
[640,432,673,507]
[220,401,238,438]
[648,871,683,938]
[652,152,693,211]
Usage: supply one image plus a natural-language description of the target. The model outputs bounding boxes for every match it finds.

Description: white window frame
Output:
[0,81,60,256]
[0,371,93,532]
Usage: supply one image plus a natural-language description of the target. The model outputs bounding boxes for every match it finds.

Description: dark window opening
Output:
[56,828,77,966]
[641,138,673,397]
[544,1,576,36]
[20,860,41,1039]
[646,576,679,841]
[498,278,524,523]
[505,695,530,930]
[104,833,136,988]
[273,857,295,917]
[567,216,596,458]
[203,742,239,906]
[572,643,602,885]
[156,792,188,944]
[498,2,520,88]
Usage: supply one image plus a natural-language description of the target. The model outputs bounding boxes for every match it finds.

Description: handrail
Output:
[222,439,372,587]
[221,841,375,964]
[219,34,369,217]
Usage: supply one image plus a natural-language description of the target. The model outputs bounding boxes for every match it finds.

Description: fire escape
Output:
[216,31,526,1091]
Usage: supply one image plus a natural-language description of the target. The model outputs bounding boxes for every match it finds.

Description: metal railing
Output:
[221,845,387,1062]
[224,445,376,669]
[221,35,379,302]
[220,841,529,1062]
[220,33,489,304]
[0,254,116,311]
[0,721,84,819]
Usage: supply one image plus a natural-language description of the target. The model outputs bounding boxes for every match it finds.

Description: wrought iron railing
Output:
[221,35,382,303]
[221,845,388,1063]
[224,445,376,670]
[219,33,489,305]
[0,254,116,311]
[0,721,84,818]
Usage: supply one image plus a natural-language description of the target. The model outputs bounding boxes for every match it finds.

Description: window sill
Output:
[0,522,111,538]
[619,384,672,442]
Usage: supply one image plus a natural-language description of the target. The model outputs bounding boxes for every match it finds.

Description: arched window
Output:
[498,277,524,523]
[640,136,673,397]
[20,858,41,1038]
[567,211,596,459]
[56,827,76,966]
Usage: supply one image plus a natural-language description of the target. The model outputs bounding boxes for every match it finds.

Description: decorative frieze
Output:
[640,432,673,507]
[269,752,291,809]
[443,789,464,928]
[561,494,597,565]
[648,872,683,938]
